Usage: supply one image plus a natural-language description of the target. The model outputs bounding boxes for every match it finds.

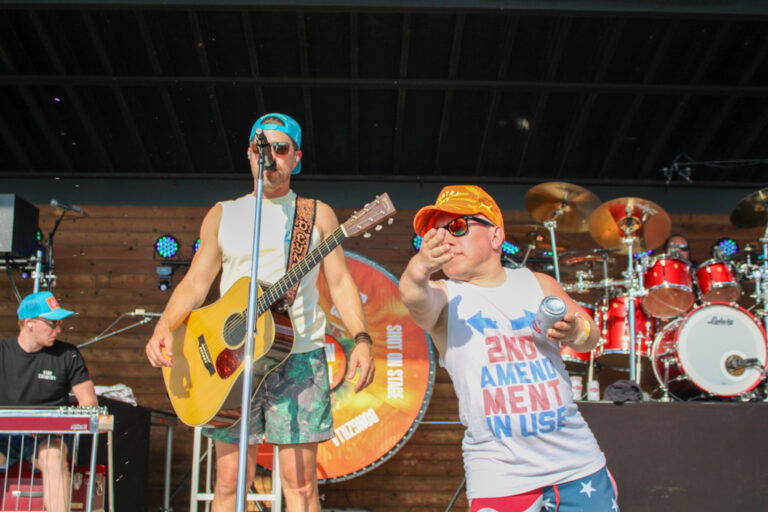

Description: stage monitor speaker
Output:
[0,194,39,258]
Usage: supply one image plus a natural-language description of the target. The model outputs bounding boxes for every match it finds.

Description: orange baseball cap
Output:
[413,185,504,236]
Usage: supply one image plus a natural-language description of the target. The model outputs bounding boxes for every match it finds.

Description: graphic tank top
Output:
[217,191,326,353]
[442,267,605,499]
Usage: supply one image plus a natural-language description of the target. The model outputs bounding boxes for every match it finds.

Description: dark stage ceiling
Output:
[1,1,768,190]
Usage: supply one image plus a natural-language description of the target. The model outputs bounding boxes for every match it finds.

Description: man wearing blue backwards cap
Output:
[1,291,98,512]
[145,113,374,511]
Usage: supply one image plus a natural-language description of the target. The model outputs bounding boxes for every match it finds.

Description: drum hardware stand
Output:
[543,216,563,282]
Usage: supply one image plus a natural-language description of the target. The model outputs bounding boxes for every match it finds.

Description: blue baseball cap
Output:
[249,113,302,175]
[17,291,74,320]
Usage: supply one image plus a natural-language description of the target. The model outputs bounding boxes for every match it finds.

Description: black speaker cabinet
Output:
[0,194,39,258]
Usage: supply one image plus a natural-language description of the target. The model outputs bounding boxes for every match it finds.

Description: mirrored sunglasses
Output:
[437,215,496,237]
[250,141,292,157]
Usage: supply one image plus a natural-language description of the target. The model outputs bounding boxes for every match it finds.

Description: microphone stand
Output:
[236,148,268,512]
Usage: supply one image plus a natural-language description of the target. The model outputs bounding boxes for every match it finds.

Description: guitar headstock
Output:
[342,193,397,238]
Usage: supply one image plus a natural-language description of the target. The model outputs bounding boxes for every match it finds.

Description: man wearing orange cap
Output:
[400,185,618,511]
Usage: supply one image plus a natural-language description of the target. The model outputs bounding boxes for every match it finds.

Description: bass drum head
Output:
[675,303,767,397]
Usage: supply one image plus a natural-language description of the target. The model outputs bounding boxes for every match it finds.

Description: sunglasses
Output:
[36,318,62,328]
[250,141,292,157]
[436,215,496,237]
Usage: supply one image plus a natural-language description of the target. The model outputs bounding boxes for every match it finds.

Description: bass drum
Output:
[651,303,768,399]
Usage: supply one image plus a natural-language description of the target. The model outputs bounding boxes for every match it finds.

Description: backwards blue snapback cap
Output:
[17,291,74,320]
[249,113,302,175]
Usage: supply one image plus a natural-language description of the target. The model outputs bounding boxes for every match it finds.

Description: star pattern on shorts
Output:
[579,480,596,498]
[542,498,555,510]
[611,497,619,510]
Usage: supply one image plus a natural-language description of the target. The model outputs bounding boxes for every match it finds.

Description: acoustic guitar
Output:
[162,193,396,427]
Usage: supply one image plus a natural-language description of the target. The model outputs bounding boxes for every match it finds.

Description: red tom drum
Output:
[694,259,741,303]
[641,255,695,318]
[595,295,656,372]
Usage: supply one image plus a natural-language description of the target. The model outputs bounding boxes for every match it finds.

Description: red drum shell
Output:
[641,255,694,318]
[595,295,655,371]
[694,259,741,303]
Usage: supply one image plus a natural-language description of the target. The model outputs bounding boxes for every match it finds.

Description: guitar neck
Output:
[257,226,346,315]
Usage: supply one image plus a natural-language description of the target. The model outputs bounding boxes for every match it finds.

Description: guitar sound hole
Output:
[222,312,247,348]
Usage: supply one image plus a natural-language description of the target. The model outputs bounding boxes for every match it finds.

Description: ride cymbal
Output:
[588,197,671,254]
[730,187,768,228]
[524,182,601,233]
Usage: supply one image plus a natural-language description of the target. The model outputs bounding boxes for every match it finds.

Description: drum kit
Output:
[520,183,768,401]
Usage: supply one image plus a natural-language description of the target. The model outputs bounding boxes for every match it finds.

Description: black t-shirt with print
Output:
[0,337,91,406]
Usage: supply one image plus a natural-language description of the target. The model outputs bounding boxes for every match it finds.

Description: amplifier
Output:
[0,194,39,258]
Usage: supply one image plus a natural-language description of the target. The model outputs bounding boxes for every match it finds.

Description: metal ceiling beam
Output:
[189,9,235,171]
[241,11,266,115]
[391,13,410,175]
[729,108,768,160]
[474,15,518,175]
[135,9,195,171]
[638,21,732,179]
[81,10,153,171]
[555,18,624,177]
[0,116,33,171]
[296,10,317,173]
[691,34,768,161]
[515,15,571,176]
[3,74,768,96]
[6,1,768,17]
[0,16,74,172]
[598,19,678,178]
[350,12,359,174]
[28,10,115,172]
[432,13,465,175]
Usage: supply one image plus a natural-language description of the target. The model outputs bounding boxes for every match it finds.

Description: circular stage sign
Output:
[257,250,436,482]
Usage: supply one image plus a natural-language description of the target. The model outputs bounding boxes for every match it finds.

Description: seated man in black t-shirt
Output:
[0,291,98,512]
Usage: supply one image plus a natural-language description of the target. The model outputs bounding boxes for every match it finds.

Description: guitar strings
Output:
[220,228,346,343]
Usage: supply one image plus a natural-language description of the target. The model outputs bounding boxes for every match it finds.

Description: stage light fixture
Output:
[635,249,653,258]
[194,238,201,253]
[155,235,179,259]
[714,237,738,258]
[412,235,422,251]
[157,265,173,291]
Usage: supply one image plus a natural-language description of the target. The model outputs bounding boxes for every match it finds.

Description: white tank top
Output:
[217,192,326,353]
[442,267,605,499]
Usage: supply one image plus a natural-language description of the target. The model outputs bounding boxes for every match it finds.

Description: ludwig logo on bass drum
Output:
[707,316,734,326]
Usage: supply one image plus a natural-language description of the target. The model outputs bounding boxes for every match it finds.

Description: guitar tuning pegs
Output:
[363,232,372,238]
[388,218,394,224]
[375,225,383,231]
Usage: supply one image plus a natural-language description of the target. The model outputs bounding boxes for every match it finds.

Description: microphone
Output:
[253,128,276,171]
[132,309,163,318]
[50,199,88,216]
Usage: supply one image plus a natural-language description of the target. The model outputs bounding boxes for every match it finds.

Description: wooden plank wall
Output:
[0,202,764,511]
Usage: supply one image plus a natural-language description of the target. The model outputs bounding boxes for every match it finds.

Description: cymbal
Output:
[588,197,671,254]
[563,253,616,267]
[508,229,570,252]
[524,182,601,233]
[730,187,768,228]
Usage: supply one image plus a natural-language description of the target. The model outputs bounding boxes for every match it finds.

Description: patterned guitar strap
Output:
[275,195,317,315]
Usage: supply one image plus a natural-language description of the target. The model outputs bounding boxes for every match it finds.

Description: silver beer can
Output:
[531,296,566,340]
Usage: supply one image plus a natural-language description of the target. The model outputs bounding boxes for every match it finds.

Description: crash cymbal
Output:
[730,187,768,228]
[589,197,671,254]
[563,253,616,267]
[525,182,602,233]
